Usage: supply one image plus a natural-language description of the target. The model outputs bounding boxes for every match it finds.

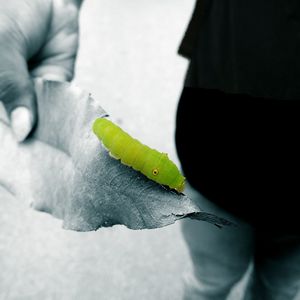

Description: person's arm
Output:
[0,0,82,142]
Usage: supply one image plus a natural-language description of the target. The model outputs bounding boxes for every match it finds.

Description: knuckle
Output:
[0,70,32,106]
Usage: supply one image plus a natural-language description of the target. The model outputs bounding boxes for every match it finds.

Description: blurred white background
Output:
[0,1,196,299]
[75,0,194,165]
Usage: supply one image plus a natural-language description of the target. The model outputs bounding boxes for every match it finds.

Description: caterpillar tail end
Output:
[92,118,102,136]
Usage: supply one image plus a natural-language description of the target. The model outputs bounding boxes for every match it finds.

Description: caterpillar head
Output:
[147,153,185,193]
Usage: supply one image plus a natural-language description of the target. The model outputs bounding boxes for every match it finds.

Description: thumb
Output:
[0,51,36,142]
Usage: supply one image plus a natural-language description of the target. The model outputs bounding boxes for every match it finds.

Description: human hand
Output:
[0,0,81,142]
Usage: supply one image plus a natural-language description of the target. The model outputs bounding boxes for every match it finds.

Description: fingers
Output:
[31,60,76,82]
[29,28,79,82]
[30,0,80,82]
[0,50,36,142]
[0,0,80,143]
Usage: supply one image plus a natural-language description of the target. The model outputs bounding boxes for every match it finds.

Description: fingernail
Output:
[11,107,33,142]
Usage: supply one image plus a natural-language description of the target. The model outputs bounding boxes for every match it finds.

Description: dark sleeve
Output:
[178,0,204,59]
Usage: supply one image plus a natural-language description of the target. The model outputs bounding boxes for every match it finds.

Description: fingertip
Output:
[11,106,34,142]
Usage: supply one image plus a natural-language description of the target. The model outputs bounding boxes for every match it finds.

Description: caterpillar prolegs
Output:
[92,118,185,193]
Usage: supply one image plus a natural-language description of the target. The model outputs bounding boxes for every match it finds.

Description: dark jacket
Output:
[176,1,300,233]
[179,0,300,99]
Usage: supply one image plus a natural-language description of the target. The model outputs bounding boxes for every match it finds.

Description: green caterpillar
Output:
[93,118,185,193]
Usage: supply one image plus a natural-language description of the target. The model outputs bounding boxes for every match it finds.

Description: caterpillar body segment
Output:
[93,118,185,193]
